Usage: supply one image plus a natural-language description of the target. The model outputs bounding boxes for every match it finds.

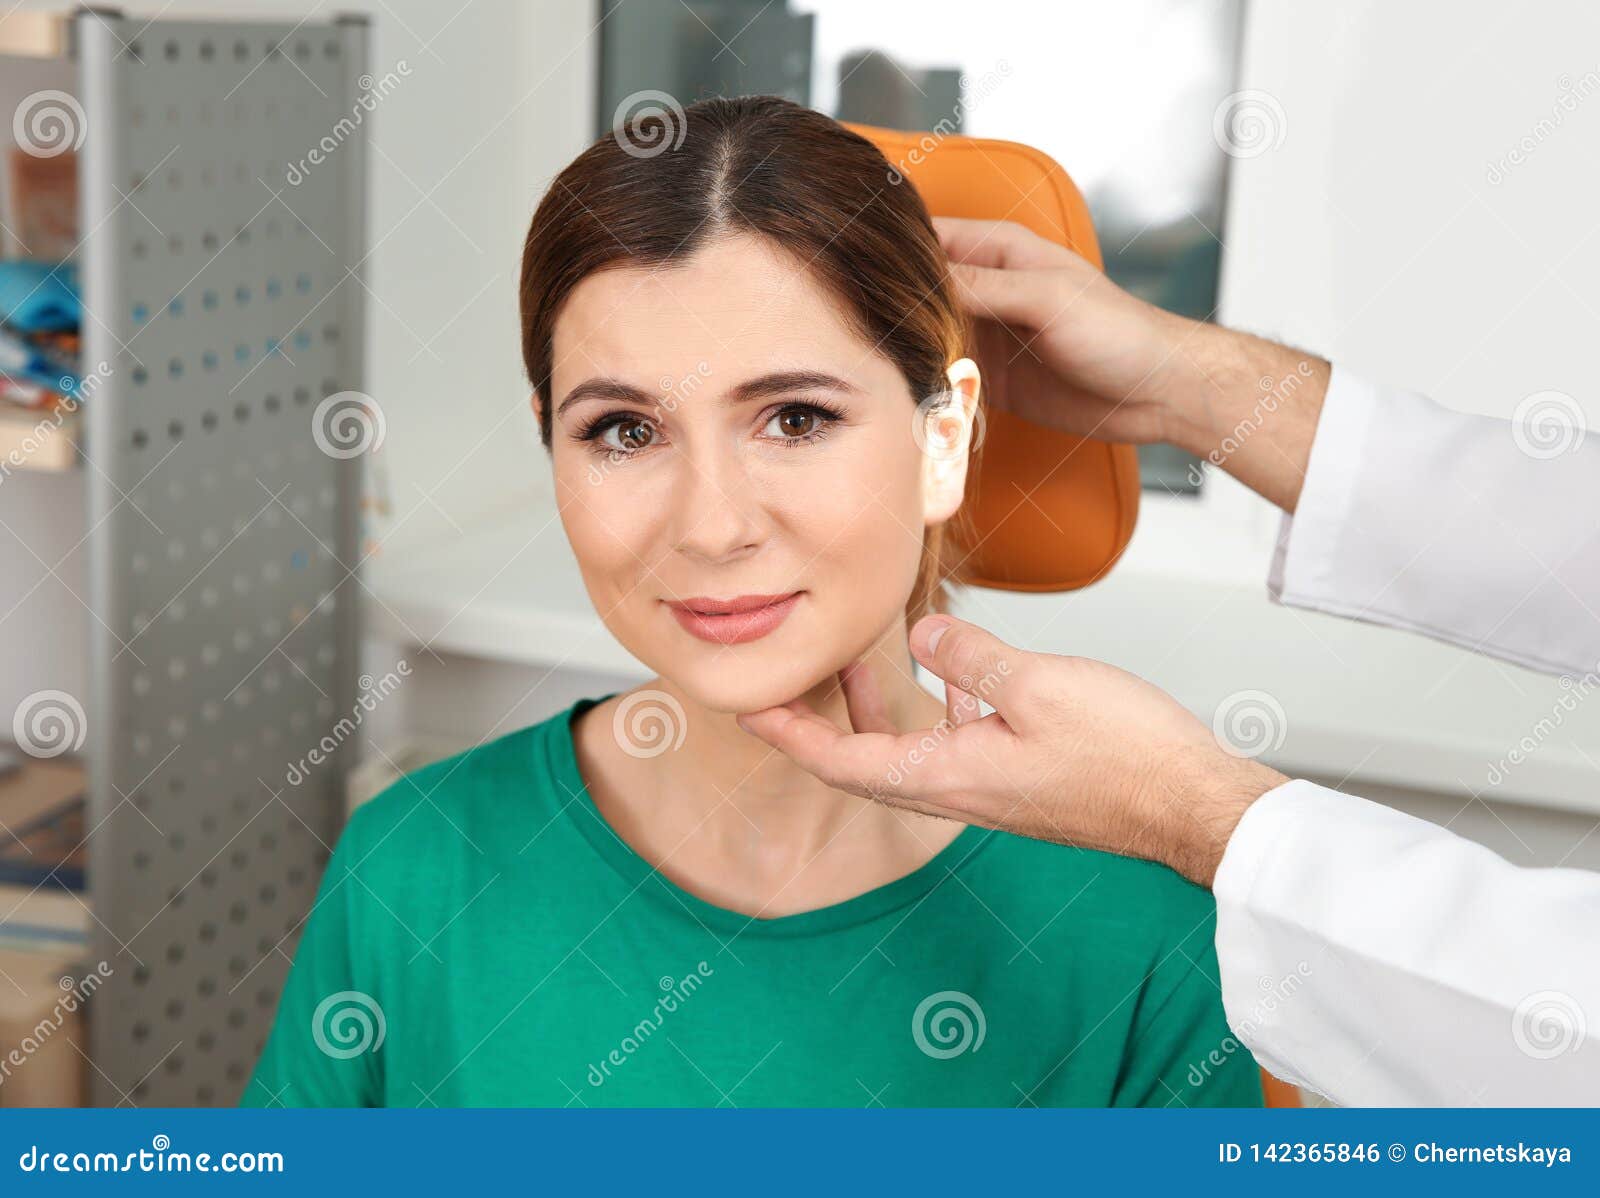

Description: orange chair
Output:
[844,122,1139,594]
[846,122,1299,1110]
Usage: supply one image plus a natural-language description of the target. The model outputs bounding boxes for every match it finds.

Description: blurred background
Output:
[596,0,1246,493]
[1,0,1597,1107]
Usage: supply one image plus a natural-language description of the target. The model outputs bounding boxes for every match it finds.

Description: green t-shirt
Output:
[243,694,1263,1108]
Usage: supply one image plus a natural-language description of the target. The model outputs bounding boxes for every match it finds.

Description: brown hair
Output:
[519,94,973,624]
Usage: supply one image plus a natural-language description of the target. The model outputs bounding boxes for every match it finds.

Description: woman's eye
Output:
[763,403,837,442]
[772,409,816,437]
[597,416,656,452]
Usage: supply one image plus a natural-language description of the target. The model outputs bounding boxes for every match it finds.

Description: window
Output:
[598,0,1246,494]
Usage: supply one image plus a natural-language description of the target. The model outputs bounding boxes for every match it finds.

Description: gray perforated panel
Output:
[78,11,367,1106]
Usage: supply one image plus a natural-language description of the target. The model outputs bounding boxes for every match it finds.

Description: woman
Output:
[244,96,1262,1107]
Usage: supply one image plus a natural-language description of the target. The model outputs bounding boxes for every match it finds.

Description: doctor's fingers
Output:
[933,215,1083,271]
[910,615,1058,736]
[840,657,973,736]
[735,701,1007,815]
[946,260,1068,331]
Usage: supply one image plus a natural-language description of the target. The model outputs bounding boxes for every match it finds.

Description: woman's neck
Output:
[573,626,963,918]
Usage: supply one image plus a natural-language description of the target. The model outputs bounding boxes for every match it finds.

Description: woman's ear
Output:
[530,390,544,427]
[919,356,983,526]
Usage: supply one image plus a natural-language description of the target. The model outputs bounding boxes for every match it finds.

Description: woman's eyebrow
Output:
[555,370,859,419]
[728,370,861,403]
[554,378,654,419]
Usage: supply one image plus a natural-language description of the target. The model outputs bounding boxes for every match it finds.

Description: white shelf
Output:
[366,491,649,680]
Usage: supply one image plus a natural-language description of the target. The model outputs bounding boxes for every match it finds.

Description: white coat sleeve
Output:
[1214,779,1600,1106]
[1268,367,1600,676]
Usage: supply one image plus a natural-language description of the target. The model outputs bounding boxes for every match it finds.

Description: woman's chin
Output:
[661,657,835,717]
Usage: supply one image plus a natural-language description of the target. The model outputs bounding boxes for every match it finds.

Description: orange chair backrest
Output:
[844,123,1140,592]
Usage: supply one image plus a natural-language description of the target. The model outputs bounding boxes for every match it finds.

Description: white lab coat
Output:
[1213,366,1600,1106]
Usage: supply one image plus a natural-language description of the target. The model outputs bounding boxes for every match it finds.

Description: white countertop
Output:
[366,488,1600,818]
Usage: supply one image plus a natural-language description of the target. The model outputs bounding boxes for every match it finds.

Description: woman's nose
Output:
[667,443,764,564]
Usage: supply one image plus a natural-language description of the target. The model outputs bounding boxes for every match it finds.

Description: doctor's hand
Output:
[737,614,1288,889]
[934,216,1331,513]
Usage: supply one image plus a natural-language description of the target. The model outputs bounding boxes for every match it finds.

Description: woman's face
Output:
[544,231,971,714]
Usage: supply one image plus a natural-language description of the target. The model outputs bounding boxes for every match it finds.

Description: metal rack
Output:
[70,8,368,1105]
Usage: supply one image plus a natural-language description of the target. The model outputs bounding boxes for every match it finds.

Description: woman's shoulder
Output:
[968,829,1219,945]
[337,699,585,861]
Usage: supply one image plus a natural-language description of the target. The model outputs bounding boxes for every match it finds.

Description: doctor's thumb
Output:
[910,615,1031,719]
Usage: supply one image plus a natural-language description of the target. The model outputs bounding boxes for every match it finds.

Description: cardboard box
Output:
[0,946,89,1106]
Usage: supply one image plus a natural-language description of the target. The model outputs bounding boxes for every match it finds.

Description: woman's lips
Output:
[666,591,803,645]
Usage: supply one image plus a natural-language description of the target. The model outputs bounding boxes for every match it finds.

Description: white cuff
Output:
[1267,363,1380,607]
[1210,779,1327,1094]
